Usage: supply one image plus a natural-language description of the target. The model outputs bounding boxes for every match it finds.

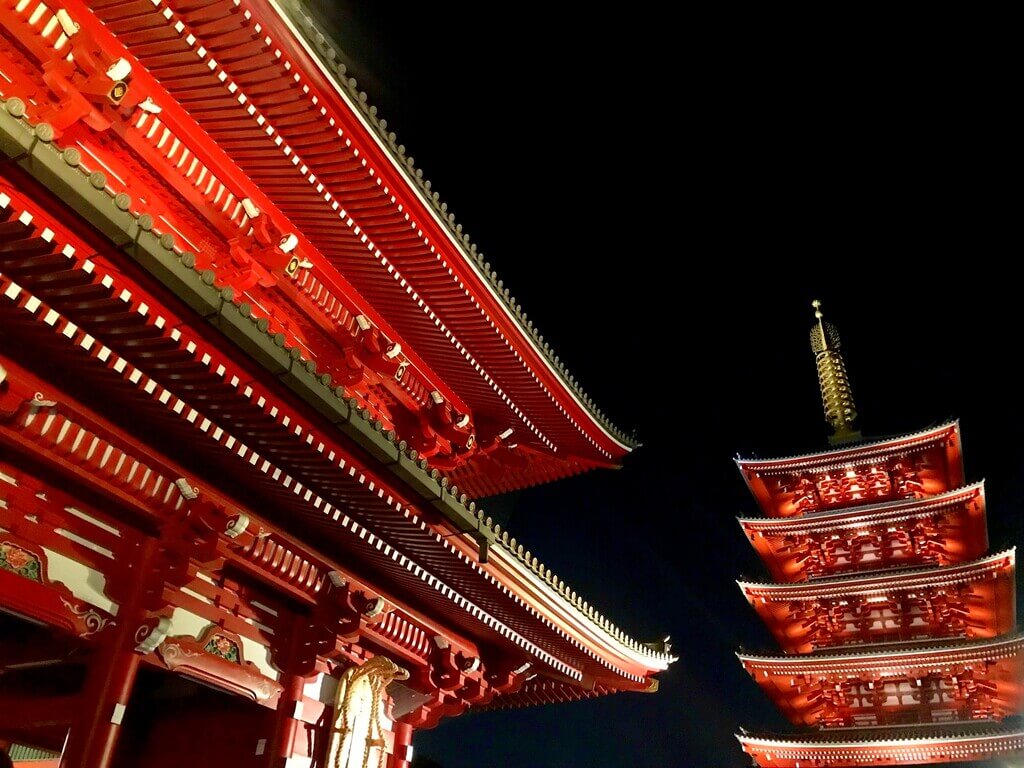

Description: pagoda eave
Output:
[738,723,1024,767]
[736,423,963,475]
[738,631,1024,670]
[740,551,1017,653]
[738,483,989,582]
[739,549,1016,599]
[739,634,1024,727]
[736,423,965,518]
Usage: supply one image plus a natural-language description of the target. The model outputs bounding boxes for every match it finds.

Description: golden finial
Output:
[809,300,861,445]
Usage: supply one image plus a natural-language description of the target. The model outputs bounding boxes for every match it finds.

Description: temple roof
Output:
[271,0,635,454]
[0,117,673,694]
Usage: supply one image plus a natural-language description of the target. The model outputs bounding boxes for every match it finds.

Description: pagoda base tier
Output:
[738,720,1024,767]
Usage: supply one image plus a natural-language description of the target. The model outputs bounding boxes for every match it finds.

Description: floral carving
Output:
[158,630,282,706]
[0,541,41,581]
[204,633,241,663]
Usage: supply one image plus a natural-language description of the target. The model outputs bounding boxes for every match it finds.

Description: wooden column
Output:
[266,671,308,768]
[59,538,158,768]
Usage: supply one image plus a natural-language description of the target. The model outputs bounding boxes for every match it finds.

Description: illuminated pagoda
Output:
[735,302,1023,767]
[0,0,674,765]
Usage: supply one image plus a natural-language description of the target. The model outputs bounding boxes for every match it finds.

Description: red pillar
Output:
[59,539,158,768]
[388,722,414,768]
[266,671,307,767]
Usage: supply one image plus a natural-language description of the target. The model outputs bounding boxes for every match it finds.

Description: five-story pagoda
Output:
[736,302,1024,767]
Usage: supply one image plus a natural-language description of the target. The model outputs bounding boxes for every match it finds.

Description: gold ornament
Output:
[810,300,861,445]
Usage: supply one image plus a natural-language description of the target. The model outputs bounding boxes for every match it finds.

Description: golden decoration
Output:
[810,300,860,445]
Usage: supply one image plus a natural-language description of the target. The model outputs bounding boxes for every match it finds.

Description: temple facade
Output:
[736,302,1023,766]
[0,0,672,765]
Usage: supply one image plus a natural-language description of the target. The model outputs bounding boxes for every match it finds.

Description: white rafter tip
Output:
[55,9,79,36]
[138,97,162,114]
[430,390,444,405]
[355,314,372,331]
[241,198,260,218]
[106,58,132,81]
[278,233,299,253]
[174,477,198,500]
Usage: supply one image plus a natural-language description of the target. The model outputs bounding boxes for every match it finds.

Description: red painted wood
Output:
[60,538,158,768]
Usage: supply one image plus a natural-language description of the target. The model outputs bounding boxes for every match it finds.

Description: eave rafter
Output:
[739,550,1016,601]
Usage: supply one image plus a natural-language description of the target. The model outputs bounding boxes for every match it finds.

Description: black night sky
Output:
[305,5,1017,766]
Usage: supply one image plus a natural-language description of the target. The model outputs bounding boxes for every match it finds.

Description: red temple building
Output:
[0,1,674,765]
[736,302,1023,767]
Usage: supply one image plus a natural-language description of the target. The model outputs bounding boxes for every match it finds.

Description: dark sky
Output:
[304,5,1017,766]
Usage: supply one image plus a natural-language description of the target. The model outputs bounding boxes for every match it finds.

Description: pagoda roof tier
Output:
[739,484,988,582]
[737,721,1024,767]
[0,0,635,499]
[0,166,672,697]
[736,423,964,518]
[739,551,1016,653]
[739,633,1024,727]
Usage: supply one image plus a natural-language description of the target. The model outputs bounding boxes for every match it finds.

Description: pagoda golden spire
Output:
[809,300,861,445]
